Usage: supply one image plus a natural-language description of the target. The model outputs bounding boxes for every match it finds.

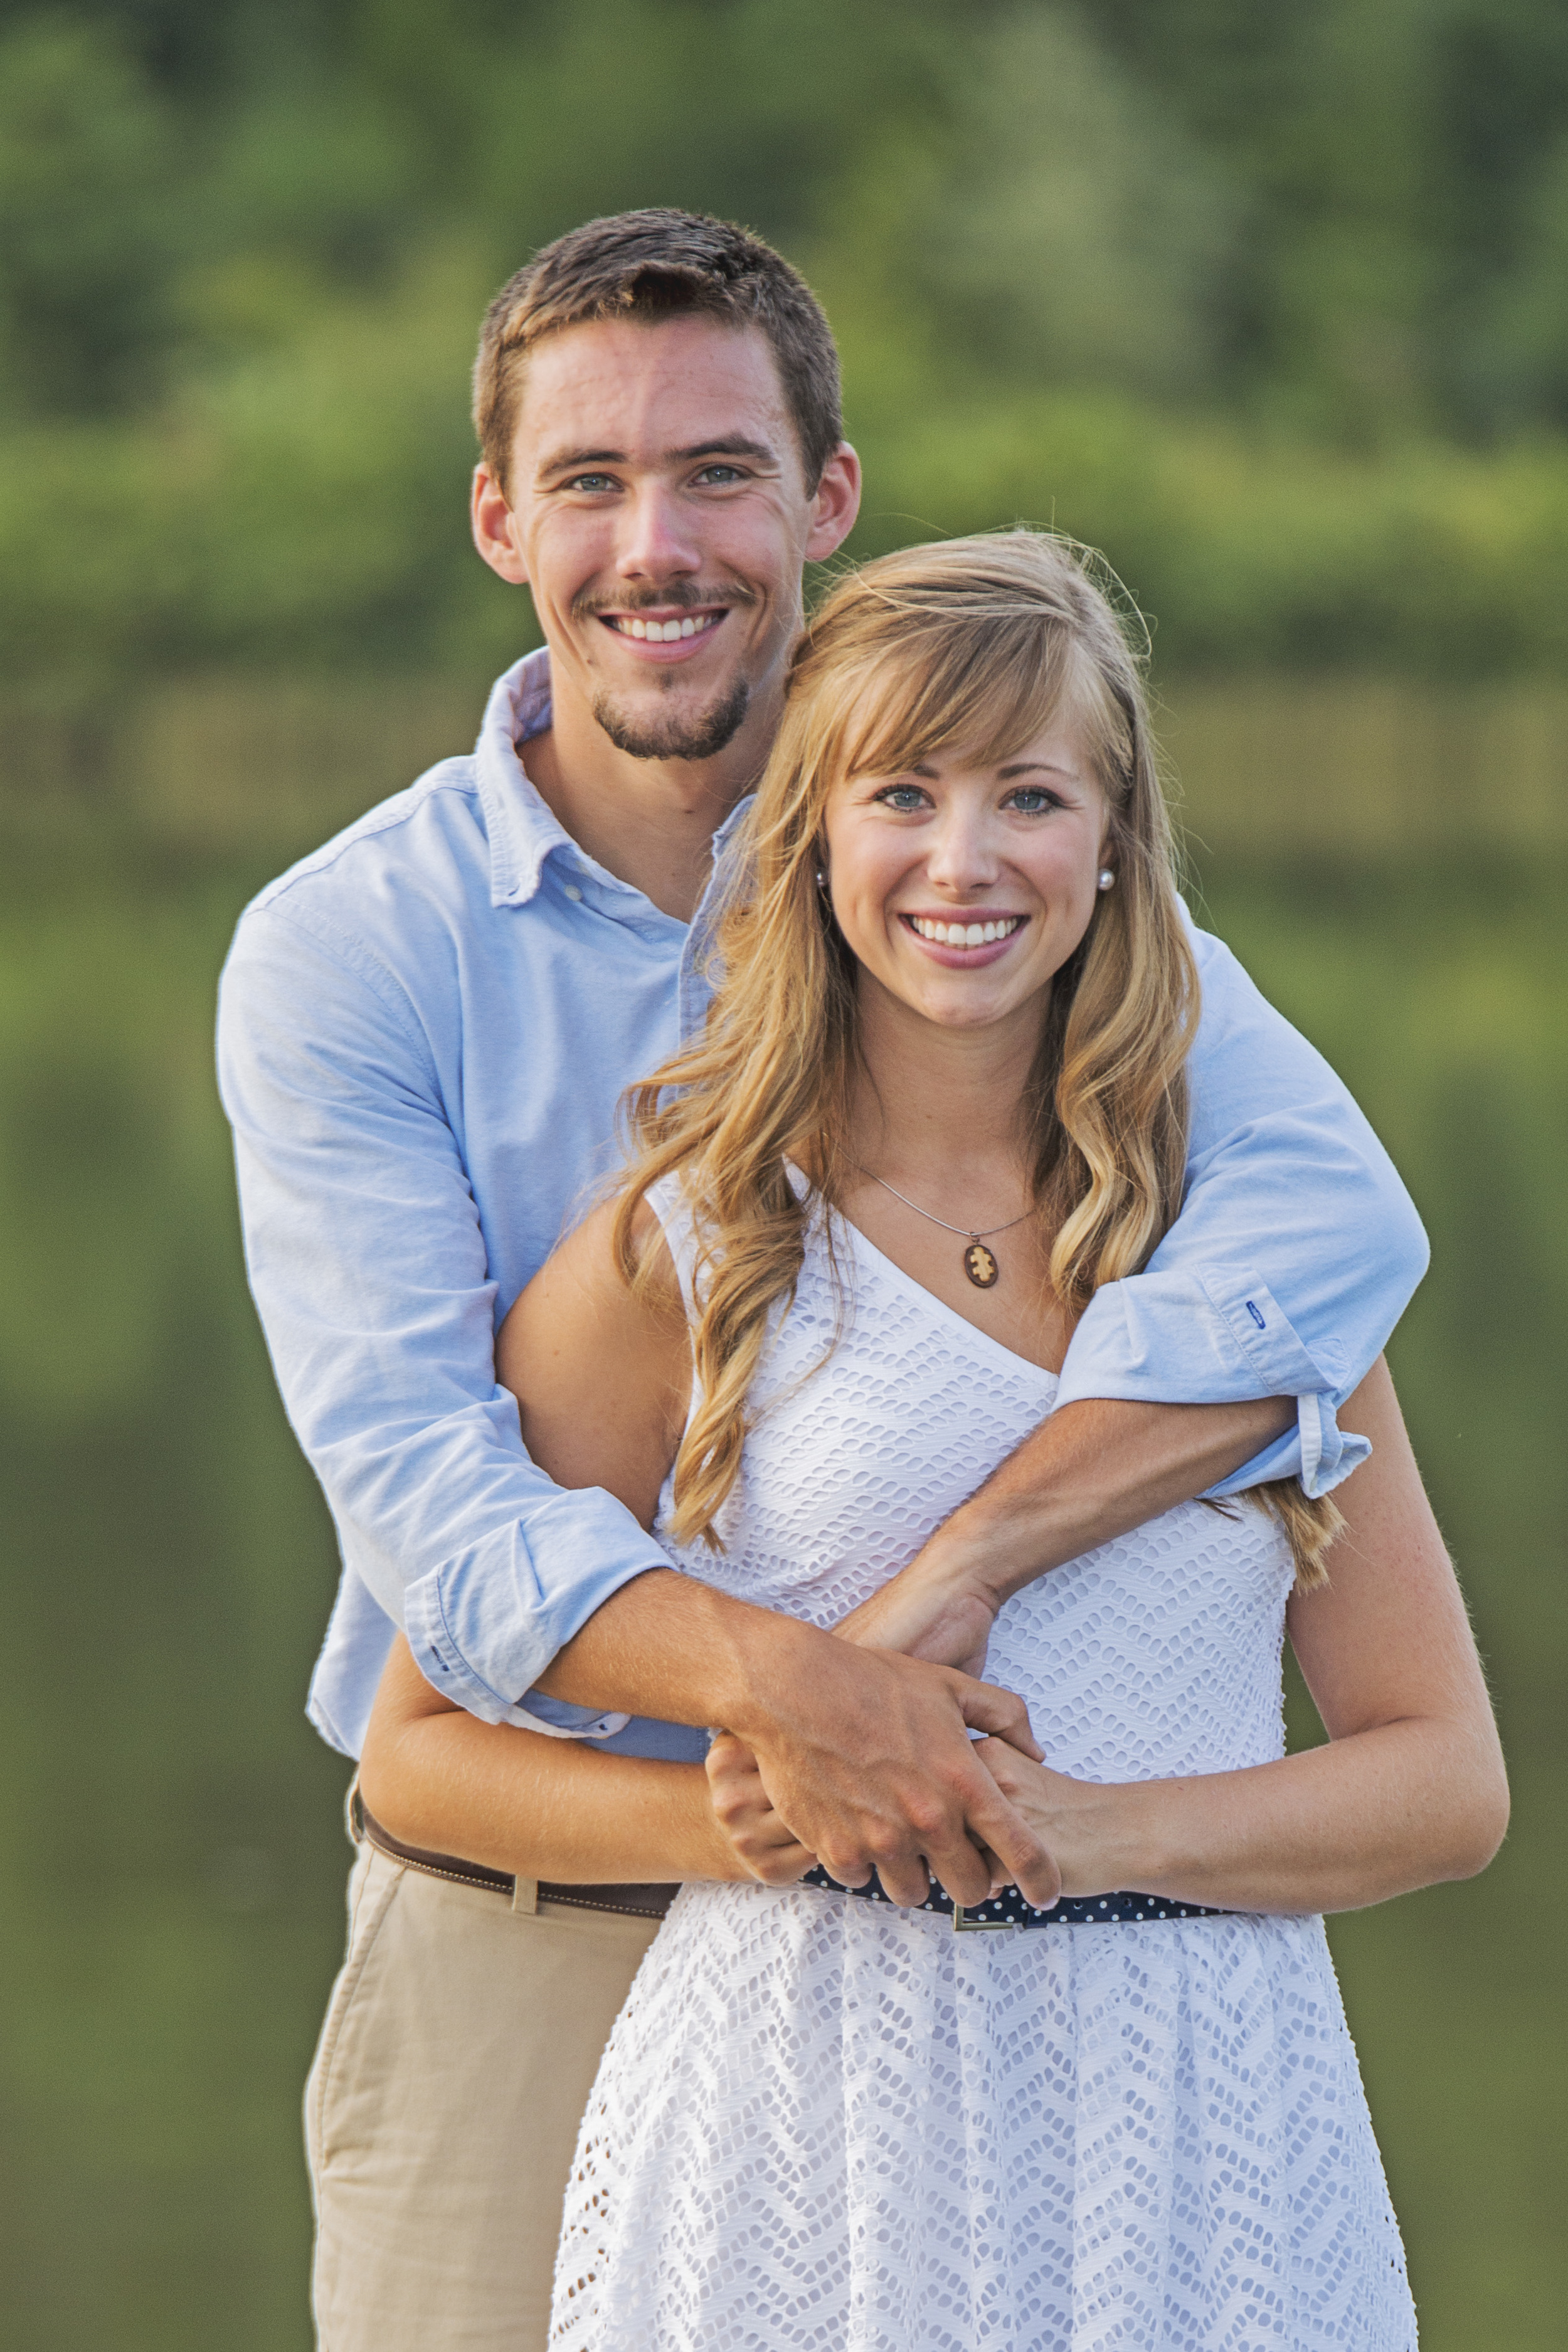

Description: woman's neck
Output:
[845,974,1043,1221]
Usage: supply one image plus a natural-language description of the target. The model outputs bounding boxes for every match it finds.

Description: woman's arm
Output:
[359,1201,812,1887]
[966,1359,1509,1915]
[358,1633,790,1882]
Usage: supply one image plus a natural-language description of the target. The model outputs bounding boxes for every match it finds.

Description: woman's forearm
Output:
[359,1692,747,1886]
[985,1712,1508,1917]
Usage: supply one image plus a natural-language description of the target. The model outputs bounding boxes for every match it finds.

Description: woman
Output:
[363,534,1507,2349]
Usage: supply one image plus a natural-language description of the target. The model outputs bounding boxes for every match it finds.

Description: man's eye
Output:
[567,474,618,493]
[693,464,744,485]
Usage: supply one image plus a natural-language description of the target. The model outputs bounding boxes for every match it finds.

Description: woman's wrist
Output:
[678,1761,754,1882]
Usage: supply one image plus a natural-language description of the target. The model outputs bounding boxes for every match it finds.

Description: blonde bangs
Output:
[828,622,1066,781]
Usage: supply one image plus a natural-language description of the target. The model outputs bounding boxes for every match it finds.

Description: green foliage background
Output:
[8,0,1568,692]
[1,4,1565,2348]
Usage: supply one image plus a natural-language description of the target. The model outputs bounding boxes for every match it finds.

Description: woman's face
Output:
[820,715,1111,1037]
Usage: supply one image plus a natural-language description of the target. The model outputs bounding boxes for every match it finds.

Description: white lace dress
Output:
[549,1184,1417,2352]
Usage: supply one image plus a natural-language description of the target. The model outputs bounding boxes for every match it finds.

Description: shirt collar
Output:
[473,646,756,918]
[474,649,574,909]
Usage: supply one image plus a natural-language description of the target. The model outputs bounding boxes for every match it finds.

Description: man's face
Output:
[474,315,857,763]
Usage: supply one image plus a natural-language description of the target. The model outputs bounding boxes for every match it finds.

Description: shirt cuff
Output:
[402,1485,675,1724]
[1053,1264,1359,1502]
[1205,1401,1370,1502]
[505,1688,633,1741]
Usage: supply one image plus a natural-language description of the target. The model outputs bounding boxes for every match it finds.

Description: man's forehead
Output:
[516,315,793,473]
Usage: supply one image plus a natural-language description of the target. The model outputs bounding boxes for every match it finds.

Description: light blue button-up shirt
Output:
[218,651,1428,1762]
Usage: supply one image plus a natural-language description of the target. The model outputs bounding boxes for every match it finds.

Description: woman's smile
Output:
[898,910,1028,965]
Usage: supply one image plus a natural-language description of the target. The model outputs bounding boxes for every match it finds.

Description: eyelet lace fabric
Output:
[550,1187,1417,2351]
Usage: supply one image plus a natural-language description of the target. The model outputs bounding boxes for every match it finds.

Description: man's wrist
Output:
[714,1603,839,1747]
[910,1503,1031,1619]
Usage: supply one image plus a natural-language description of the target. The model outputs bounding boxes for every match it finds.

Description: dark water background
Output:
[0,684,1562,2349]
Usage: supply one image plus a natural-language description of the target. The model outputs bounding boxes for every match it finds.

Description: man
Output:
[217,210,1426,2349]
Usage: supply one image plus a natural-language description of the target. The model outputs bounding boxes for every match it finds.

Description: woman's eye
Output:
[1005,787,1060,814]
[876,786,930,812]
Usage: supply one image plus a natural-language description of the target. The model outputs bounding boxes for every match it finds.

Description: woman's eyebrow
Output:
[997,757,1078,780]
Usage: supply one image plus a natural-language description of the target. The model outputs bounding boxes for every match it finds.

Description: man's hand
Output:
[734,1640,1059,1911]
[832,1525,1002,1675]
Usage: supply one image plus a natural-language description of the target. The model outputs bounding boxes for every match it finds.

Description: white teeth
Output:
[910,914,1021,946]
[614,612,719,641]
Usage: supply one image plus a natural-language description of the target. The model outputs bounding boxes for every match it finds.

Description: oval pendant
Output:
[963,1239,999,1290]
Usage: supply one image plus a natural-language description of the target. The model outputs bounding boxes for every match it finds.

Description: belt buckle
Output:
[952,1899,1016,1932]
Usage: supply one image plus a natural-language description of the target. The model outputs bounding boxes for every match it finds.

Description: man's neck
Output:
[521,681,775,923]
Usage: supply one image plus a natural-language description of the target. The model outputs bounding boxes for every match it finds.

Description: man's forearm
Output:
[531,1567,816,1735]
[949,1393,1295,1602]
[835,1394,1293,1668]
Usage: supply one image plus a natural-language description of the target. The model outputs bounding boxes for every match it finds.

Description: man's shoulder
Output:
[241,754,485,938]
[1182,907,1271,1049]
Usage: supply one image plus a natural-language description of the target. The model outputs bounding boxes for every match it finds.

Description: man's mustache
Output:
[572,582,760,620]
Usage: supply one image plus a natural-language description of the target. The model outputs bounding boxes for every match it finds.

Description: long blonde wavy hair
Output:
[614,532,1340,1588]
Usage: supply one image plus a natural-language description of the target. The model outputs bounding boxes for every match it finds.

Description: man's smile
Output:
[598,607,729,654]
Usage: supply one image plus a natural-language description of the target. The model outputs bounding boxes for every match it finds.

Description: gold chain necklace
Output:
[860,1170,1035,1290]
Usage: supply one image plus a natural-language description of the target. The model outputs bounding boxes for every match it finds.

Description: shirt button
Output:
[563,883,583,902]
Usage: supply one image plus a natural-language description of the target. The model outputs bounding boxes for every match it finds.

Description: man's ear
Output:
[472,462,531,586]
[805,442,862,564]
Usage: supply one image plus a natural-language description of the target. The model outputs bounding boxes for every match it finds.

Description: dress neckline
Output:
[784,1164,1061,1394]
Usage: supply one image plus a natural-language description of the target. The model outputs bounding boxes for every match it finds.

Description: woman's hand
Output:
[705,1733,818,1885]
[970,1739,1131,1899]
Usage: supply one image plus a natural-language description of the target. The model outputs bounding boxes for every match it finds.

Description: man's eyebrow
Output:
[536,435,781,480]
[537,447,627,475]
[667,437,778,465]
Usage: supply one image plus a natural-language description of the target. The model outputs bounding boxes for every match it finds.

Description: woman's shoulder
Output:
[493,1189,692,1527]
[496,1191,685,1391]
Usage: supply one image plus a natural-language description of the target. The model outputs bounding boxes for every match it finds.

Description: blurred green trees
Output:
[6,0,1568,689]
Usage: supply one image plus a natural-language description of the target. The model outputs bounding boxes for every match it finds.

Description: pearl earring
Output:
[1097,869,1115,892]
[815,866,829,890]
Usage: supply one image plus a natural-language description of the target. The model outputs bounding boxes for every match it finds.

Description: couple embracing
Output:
[219,210,1507,2351]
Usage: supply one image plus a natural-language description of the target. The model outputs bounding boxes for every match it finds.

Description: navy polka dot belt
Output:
[800,1862,1233,1932]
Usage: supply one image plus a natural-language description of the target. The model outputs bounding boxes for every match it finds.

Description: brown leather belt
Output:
[351,1787,679,1920]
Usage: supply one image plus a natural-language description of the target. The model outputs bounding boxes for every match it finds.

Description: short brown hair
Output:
[472,208,842,496]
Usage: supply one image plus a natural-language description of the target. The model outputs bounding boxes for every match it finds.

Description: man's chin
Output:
[590,674,751,763]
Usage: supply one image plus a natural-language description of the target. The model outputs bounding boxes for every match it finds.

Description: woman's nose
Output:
[923,809,1000,894]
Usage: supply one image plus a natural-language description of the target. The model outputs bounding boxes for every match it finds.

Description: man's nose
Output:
[614,484,702,583]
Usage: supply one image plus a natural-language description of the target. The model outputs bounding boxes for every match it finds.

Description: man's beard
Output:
[590,670,752,763]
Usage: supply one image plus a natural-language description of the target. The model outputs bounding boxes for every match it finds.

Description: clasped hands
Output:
[708,1547,1126,1914]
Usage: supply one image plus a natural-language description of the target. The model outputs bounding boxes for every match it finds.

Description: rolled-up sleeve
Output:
[217,902,671,1727]
[1052,927,1429,1497]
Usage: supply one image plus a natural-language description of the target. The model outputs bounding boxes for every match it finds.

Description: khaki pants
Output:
[304,1828,660,2351]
